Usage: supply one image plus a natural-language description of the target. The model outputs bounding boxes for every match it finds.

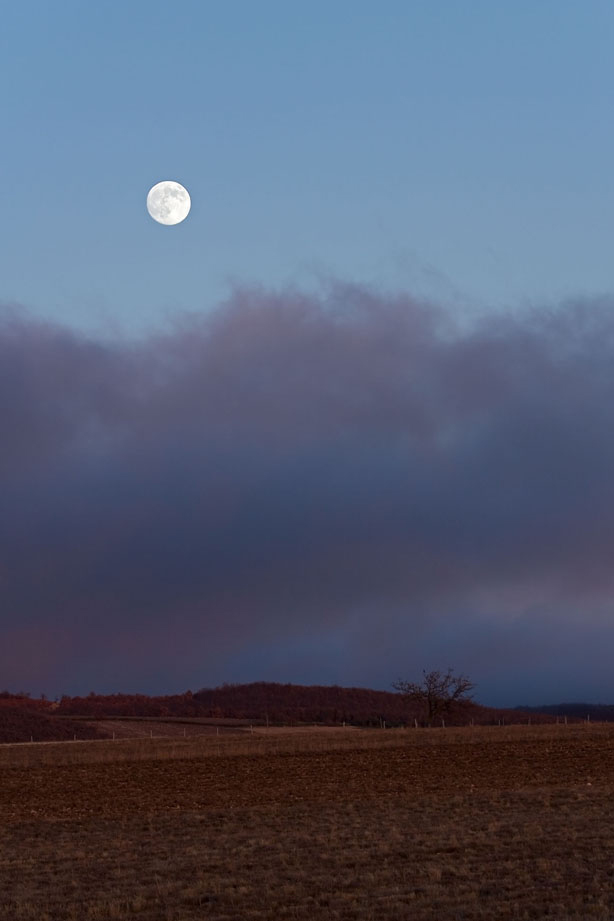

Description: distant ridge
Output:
[1,683,577,735]
[515,702,614,722]
[189,682,571,725]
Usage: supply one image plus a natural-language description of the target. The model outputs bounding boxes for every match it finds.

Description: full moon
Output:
[146,180,191,225]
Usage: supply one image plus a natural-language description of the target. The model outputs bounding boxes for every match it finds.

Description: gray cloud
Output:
[2,286,614,702]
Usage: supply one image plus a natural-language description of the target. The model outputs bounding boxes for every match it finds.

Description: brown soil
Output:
[2,725,614,920]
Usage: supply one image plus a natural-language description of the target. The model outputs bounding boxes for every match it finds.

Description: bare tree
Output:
[392,668,476,726]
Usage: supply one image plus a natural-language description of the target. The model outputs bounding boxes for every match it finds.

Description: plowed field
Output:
[2,725,614,920]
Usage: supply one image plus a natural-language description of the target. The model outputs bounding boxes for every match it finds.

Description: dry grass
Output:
[0,720,607,768]
[2,723,614,920]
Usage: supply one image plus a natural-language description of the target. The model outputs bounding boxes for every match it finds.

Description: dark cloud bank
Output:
[3,284,614,704]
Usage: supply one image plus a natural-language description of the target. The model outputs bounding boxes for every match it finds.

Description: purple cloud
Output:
[2,286,614,702]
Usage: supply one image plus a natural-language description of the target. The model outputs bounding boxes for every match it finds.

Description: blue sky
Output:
[3,2,614,706]
[2,1,613,334]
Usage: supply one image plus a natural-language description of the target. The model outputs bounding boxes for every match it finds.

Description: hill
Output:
[3,684,596,736]
[191,681,567,725]
[0,705,104,744]
[3,682,570,727]
[515,702,614,722]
